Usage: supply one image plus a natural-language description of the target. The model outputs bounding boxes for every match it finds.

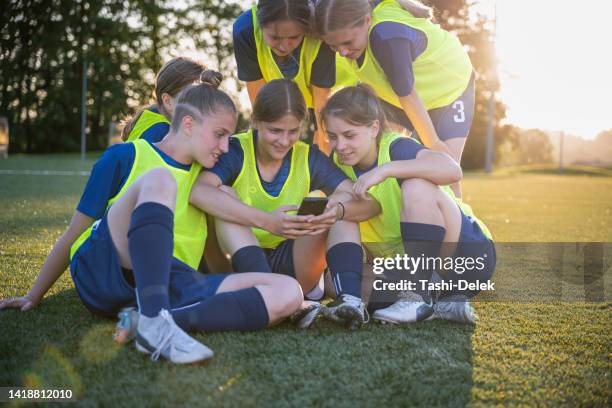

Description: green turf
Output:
[1,155,610,407]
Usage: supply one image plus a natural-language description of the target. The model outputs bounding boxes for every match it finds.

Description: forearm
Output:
[381,158,462,186]
[27,233,73,301]
[28,211,93,302]
[190,184,270,229]
[330,190,381,223]
[399,91,452,157]
[312,86,331,154]
[246,79,266,106]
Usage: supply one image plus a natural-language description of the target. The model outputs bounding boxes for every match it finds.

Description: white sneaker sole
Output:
[135,339,213,365]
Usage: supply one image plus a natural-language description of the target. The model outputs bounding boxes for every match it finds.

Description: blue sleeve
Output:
[310,42,336,88]
[139,122,170,143]
[369,22,427,97]
[308,145,348,195]
[76,143,135,219]
[208,137,245,185]
[389,137,425,161]
[233,9,263,82]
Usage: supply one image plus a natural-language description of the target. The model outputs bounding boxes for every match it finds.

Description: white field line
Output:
[0,169,90,176]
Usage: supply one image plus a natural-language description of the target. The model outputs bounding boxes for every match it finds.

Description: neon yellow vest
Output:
[126,108,170,142]
[334,55,359,90]
[334,132,491,257]
[348,0,473,110]
[232,130,311,249]
[70,139,207,269]
[252,7,357,107]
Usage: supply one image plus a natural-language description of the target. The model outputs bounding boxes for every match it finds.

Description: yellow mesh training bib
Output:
[348,0,473,110]
[126,109,170,142]
[71,139,207,269]
[232,130,311,249]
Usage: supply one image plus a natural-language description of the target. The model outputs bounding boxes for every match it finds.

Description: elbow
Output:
[432,161,462,186]
[450,161,463,184]
[439,154,463,184]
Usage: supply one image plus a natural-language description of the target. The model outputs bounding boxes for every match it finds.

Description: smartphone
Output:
[297,197,329,216]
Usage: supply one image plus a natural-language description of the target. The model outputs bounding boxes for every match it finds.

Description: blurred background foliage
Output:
[0,0,561,169]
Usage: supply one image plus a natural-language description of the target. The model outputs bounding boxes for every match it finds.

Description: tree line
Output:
[0,0,546,169]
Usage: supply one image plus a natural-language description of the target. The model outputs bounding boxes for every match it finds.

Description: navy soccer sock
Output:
[400,222,446,299]
[172,287,270,332]
[231,245,271,273]
[327,242,363,299]
[128,202,174,317]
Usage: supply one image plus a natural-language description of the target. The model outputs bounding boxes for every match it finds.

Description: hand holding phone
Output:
[297,197,329,216]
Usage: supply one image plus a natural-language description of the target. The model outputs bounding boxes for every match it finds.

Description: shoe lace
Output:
[150,309,174,361]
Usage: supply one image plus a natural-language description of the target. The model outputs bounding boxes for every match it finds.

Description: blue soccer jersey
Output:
[352,137,425,179]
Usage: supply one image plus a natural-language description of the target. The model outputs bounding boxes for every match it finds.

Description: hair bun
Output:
[200,70,223,88]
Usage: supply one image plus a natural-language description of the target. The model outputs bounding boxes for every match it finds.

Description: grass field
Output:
[1,155,611,407]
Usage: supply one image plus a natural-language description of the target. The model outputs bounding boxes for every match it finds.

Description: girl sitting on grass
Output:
[0,71,302,364]
[321,84,495,325]
[190,79,378,330]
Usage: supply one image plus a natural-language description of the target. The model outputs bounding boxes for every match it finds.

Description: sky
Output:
[481,0,612,139]
[181,0,612,140]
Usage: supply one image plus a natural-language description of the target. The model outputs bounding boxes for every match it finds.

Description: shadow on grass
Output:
[0,287,478,406]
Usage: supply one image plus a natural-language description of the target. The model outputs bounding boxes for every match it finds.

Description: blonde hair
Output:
[315,0,432,35]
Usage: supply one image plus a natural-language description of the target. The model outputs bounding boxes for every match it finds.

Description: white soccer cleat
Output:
[323,294,369,330]
[135,309,213,364]
[427,297,477,325]
[372,291,434,325]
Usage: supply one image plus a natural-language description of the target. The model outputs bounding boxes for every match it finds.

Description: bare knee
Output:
[401,178,439,207]
[329,219,360,246]
[269,275,302,321]
[138,168,177,207]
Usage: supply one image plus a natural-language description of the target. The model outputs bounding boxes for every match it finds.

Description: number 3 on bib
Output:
[453,100,466,123]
